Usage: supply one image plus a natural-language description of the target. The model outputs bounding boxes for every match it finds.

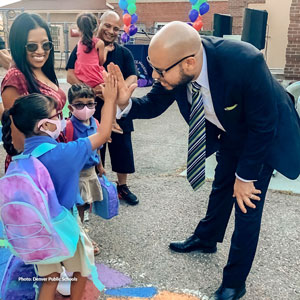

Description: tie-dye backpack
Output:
[0,143,80,265]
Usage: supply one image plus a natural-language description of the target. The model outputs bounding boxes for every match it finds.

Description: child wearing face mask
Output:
[75,12,122,134]
[67,84,105,256]
[1,74,116,300]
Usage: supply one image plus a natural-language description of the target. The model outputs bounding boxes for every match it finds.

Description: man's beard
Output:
[161,66,194,90]
[176,66,194,88]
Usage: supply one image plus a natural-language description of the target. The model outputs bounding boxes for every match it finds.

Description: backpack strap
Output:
[12,143,57,161]
[65,119,74,142]
[31,143,57,158]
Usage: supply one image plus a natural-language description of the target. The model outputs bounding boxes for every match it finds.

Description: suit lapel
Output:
[202,37,227,131]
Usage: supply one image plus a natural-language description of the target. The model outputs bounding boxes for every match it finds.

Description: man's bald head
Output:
[149,21,202,68]
[100,10,120,24]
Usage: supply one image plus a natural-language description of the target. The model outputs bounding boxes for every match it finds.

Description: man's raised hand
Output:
[107,63,137,109]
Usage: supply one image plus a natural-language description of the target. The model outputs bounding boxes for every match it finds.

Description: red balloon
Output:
[124,25,130,33]
[196,15,202,22]
[123,14,131,27]
[193,20,203,31]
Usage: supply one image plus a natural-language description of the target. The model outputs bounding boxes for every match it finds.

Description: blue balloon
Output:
[189,9,199,23]
[199,2,210,15]
[131,13,138,24]
[189,0,198,5]
[119,0,128,10]
[123,9,128,14]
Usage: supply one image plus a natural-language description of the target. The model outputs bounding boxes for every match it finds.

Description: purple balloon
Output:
[131,13,138,24]
[129,24,138,36]
[199,2,210,15]
[121,32,130,43]
[189,9,199,23]
[189,0,198,4]
[123,9,128,14]
[187,22,193,27]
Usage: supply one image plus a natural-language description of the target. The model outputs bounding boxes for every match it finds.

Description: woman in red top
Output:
[1,13,66,167]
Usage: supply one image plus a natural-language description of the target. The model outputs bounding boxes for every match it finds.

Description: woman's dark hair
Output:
[68,83,95,104]
[76,13,98,53]
[9,12,58,93]
[1,93,57,156]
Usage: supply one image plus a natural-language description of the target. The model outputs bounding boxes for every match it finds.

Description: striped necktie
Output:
[187,81,206,191]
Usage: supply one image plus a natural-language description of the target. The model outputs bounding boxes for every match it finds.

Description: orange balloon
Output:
[123,13,131,27]
[124,25,130,33]
[193,20,203,31]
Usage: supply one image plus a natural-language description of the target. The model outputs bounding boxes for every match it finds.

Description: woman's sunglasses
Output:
[25,41,53,52]
[71,103,97,110]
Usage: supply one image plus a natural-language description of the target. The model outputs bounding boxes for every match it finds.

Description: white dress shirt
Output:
[187,47,225,132]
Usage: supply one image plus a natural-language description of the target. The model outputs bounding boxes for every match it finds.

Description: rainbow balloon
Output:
[119,0,139,43]
[188,0,210,31]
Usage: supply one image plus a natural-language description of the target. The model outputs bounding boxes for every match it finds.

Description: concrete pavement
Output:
[0,84,300,299]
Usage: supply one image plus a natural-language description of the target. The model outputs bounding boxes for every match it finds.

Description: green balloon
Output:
[127,0,136,3]
[192,1,201,11]
[199,0,207,5]
[127,3,136,15]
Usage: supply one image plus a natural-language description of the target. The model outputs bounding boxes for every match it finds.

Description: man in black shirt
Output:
[66,11,139,205]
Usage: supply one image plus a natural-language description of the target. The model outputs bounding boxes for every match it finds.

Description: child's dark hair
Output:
[9,13,58,93]
[1,93,57,156]
[68,84,95,104]
[77,13,98,53]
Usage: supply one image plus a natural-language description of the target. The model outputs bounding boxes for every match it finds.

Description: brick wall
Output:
[115,1,228,32]
[228,0,266,34]
[284,0,300,80]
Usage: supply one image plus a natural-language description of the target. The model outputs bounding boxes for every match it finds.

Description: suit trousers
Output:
[194,138,273,288]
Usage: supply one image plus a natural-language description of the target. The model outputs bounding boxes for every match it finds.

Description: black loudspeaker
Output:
[241,8,268,50]
[213,14,233,37]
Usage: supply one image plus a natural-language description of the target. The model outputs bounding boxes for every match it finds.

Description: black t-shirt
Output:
[0,37,6,50]
[66,42,137,131]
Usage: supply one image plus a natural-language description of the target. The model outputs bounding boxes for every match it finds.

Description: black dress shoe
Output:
[209,284,246,300]
[169,234,217,253]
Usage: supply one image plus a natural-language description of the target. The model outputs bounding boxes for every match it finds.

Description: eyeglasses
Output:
[49,110,63,120]
[146,54,195,77]
[71,102,97,110]
[25,41,53,52]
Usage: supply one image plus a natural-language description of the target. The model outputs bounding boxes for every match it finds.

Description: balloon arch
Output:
[119,0,210,43]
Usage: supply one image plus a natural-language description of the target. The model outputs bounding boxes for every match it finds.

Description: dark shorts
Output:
[100,131,135,174]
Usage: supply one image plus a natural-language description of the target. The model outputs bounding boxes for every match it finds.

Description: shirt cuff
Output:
[116,99,132,119]
[235,173,257,182]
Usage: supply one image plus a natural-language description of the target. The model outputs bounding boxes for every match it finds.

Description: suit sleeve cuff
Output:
[235,173,257,182]
[116,99,132,119]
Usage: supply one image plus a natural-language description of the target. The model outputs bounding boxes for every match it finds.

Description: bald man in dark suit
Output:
[108,21,300,300]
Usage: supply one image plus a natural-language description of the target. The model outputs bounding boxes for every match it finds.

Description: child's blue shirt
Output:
[23,135,92,209]
[71,116,100,169]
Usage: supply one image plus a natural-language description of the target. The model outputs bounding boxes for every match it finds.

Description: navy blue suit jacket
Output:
[125,36,300,181]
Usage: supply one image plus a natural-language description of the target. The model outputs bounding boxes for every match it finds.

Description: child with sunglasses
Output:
[67,84,106,256]
[75,12,123,135]
[1,72,116,299]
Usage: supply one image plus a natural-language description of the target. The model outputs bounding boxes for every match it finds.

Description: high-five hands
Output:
[100,72,117,104]
[107,63,137,109]
[233,178,261,213]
